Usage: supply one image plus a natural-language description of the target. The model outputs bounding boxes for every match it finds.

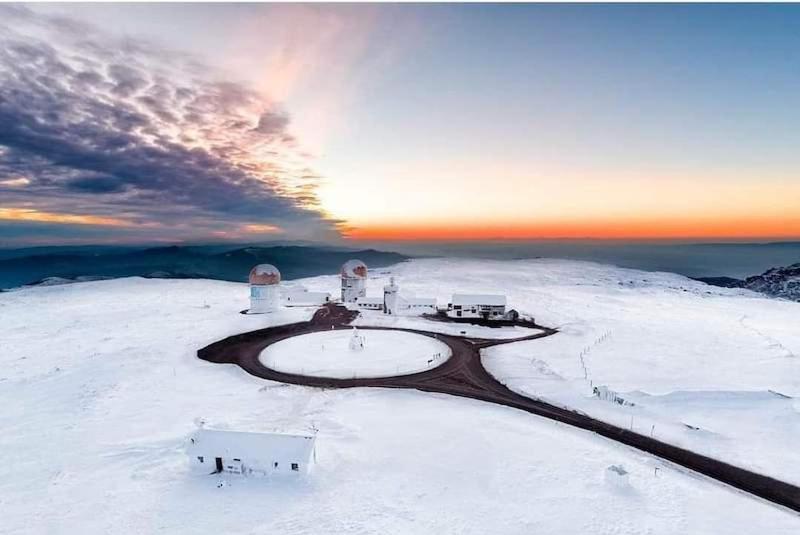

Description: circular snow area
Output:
[259,329,451,379]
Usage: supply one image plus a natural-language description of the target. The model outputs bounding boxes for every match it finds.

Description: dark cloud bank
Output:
[0,5,340,244]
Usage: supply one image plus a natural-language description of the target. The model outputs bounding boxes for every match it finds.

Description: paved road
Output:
[198,304,800,513]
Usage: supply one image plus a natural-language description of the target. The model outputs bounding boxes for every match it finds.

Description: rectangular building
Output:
[188,429,315,476]
[447,294,507,319]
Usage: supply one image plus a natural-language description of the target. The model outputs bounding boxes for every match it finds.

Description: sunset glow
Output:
[1,4,799,245]
[0,208,132,227]
[343,217,800,241]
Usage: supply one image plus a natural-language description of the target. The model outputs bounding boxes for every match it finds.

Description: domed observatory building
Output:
[341,259,367,303]
[249,264,281,313]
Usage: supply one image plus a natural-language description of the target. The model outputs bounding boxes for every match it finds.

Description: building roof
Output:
[341,259,368,279]
[249,264,281,286]
[451,294,507,306]
[188,429,315,462]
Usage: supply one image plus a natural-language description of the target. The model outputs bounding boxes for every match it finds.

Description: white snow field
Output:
[0,263,797,534]
[259,329,450,378]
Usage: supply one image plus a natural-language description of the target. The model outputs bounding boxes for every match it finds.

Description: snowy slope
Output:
[1,268,799,533]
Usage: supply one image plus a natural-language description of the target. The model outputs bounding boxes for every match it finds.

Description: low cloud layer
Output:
[0,5,341,244]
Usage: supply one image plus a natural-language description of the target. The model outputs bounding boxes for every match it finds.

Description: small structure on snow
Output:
[349,327,365,351]
[604,464,630,488]
[188,429,315,476]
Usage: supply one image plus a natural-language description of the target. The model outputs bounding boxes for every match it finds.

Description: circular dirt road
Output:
[199,303,800,513]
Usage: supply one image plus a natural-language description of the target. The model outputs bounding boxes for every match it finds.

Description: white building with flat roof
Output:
[447,294,507,319]
[402,297,437,313]
[355,296,384,310]
[188,429,315,476]
[281,285,331,307]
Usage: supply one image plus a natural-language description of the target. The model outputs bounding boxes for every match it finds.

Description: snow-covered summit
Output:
[1,259,798,533]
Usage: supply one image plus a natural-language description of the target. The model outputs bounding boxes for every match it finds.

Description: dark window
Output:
[197,456,204,463]
[274,462,279,468]
[291,463,299,471]
[233,458,241,462]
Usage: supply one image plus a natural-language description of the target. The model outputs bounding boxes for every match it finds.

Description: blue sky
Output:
[1,4,799,245]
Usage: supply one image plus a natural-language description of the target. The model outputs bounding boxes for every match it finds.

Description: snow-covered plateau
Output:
[1,258,799,534]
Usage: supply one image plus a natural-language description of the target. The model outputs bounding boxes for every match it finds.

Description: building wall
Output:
[341,277,366,303]
[250,284,280,313]
[446,304,506,319]
[282,291,330,307]
[191,454,308,475]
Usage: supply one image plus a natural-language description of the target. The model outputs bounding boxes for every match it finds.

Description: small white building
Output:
[281,285,331,307]
[341,259,368,303]
[249,264,281,314]
[382,277,437,315]
[447,294,507,319]
[354,296,384,310]
[188,429,315,476]
[403,297,437,313]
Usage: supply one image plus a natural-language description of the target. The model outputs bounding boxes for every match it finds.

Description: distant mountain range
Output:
[0,245,409,290]
[697,263,800,302]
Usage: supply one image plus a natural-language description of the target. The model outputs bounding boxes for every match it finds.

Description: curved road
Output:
[199,304,800,513]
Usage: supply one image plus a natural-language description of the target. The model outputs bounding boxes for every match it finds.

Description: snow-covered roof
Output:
[189,429,314,462]
[341,259,368,279]
[451,294,506,306]
[249,264,281,285]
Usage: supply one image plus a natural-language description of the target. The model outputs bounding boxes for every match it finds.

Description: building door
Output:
[215,457,223,473]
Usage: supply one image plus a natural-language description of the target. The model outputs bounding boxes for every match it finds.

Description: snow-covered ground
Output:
[1,261,799,533]
[302,258,800,485]
[259,329,450,378]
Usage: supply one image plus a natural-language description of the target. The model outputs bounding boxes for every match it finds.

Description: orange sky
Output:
[343,216,800,241]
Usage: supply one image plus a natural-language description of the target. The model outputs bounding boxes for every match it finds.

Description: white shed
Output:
[447,294,507,319]
[188,429,315,476]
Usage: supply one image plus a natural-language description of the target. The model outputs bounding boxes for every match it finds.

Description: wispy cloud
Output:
[0,5,342,244]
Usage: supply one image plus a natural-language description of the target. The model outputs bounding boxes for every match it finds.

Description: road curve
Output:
[198,304,800,513]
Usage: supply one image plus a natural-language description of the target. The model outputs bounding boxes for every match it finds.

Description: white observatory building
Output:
[249,264,281,313]
[341,259,368,303]
[383,277,399,315]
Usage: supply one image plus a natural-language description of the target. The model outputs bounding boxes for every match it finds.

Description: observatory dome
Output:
[249,264,281,285]
[341,259,368,279]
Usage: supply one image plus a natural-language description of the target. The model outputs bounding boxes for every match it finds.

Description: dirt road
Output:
[198,304,800,513]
